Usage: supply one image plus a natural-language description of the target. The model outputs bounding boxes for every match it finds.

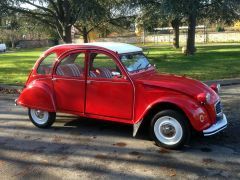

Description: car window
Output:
[89,53,121,79]
[56,52,85,77]
[37,53,57,75]
[120,53,152,73]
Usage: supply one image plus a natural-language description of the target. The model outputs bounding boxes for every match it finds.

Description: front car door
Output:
[85,50,134,120]
[53,50,86,114]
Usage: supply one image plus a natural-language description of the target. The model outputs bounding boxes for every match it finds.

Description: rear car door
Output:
[53,50,86,113]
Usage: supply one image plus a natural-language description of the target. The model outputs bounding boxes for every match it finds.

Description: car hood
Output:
[135,72,219,103]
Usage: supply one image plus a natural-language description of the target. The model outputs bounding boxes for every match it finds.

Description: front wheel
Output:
[150,110,191,149]
[28,108,56,128]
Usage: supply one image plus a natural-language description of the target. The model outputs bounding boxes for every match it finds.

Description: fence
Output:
[94,32,240,44]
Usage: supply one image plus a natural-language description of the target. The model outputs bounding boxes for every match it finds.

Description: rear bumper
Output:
[203,114,227,136]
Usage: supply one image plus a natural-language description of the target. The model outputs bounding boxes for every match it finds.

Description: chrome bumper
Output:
[203,114,227,136]
[14,99,18,106]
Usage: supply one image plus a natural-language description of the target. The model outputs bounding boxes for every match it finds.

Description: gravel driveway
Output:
[0,85,239,179]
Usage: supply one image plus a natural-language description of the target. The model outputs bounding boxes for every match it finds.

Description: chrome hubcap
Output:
[160,124,176,138]
[154,116,183,145]
[35,110,45,119]
[30,109,49,125]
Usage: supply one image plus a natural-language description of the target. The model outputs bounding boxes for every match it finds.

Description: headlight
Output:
[206,93,211,103]
[210,83,221,94]
[197,92,211,104]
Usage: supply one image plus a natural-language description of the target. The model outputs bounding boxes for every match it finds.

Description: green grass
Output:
[0,48,47,85]
[0,44,240,85]
[143,43,240,80]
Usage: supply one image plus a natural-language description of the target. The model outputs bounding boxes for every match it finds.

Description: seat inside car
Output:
[56,64,83,77]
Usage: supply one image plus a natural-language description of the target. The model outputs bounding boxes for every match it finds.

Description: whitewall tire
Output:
[150,109,190,149]
[28,108,56,128]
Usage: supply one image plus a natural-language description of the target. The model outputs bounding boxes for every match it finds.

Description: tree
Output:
[4,0,93,43]
[0,12,55,47]
[4,0,132,43]
[139,0,240,54]
[161,0,185,49]
[134,0,184,48]
[74,0,134,43]
[181,0,240,54]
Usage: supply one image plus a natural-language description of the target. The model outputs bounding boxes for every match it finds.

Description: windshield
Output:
[120,52,152,73]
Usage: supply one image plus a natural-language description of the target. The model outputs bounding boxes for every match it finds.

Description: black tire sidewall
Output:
[28,108,56,128]
[150,109,190,149]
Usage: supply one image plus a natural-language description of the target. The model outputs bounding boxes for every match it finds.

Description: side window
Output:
[37,53,56,75]
[56,52,85,77]
[89,53,121,79]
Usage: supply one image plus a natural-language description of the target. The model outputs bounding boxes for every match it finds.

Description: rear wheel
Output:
[28,108,56,128]
[150,109,190,149]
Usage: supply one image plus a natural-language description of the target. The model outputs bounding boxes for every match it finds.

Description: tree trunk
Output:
[11,34,15,48]
[11,40,15,48]
[82,27,88,43]
[63,25,72,43]
[186,13,197,55]
[171,19,180,49]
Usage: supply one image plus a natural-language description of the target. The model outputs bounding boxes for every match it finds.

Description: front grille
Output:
[215,101,222,115]
[215,101,223,122]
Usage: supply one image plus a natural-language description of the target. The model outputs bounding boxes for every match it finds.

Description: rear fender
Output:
[17,80,56,112]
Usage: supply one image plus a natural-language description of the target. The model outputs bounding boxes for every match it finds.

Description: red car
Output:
[16,42,227,149]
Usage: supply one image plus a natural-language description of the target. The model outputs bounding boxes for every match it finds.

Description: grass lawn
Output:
[0,48,47,85]
[143,43,240,81]
[0,43,240,85]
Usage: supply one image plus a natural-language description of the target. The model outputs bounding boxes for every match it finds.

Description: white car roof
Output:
[47,42,143,55]
[83,42,143,54]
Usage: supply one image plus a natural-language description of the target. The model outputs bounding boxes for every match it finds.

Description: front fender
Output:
[17,80,56,112]
[139,95,212,132]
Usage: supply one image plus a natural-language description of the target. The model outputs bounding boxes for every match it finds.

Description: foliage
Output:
[3,0,134,43]
[3,0,91,43]
[74,0,134,42]
[0,12,55,47]
[135,0,240,54]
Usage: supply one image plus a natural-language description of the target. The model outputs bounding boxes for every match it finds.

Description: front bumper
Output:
[203,114,227,136]
[15,98,18,106]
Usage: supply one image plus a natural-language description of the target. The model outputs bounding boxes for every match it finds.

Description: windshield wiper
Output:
[136,63,142,72]
[144,63,151,70]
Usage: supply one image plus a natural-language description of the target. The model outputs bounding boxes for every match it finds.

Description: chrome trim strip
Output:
[203,114,227,136]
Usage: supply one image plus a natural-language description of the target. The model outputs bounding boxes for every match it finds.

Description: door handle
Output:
[87,80,92,84]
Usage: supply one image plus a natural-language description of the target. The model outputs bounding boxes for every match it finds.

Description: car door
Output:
[85,50,134,120]
[52,50,86,113]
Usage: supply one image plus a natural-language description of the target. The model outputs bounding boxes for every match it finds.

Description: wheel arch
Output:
[17,80,56,112]
[145,102,192,127]
[133,101,194,137]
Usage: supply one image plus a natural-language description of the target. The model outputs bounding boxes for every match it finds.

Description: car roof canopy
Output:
[45,42,143,56]
[83,42,143,54]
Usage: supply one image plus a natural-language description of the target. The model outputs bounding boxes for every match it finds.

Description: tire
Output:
[150,109,191,149]
[28,108,56,128]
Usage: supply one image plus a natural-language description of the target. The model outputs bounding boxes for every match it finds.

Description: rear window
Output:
[37,53,57,75]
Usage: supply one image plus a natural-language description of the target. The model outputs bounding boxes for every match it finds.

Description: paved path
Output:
[0,85,239,179]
